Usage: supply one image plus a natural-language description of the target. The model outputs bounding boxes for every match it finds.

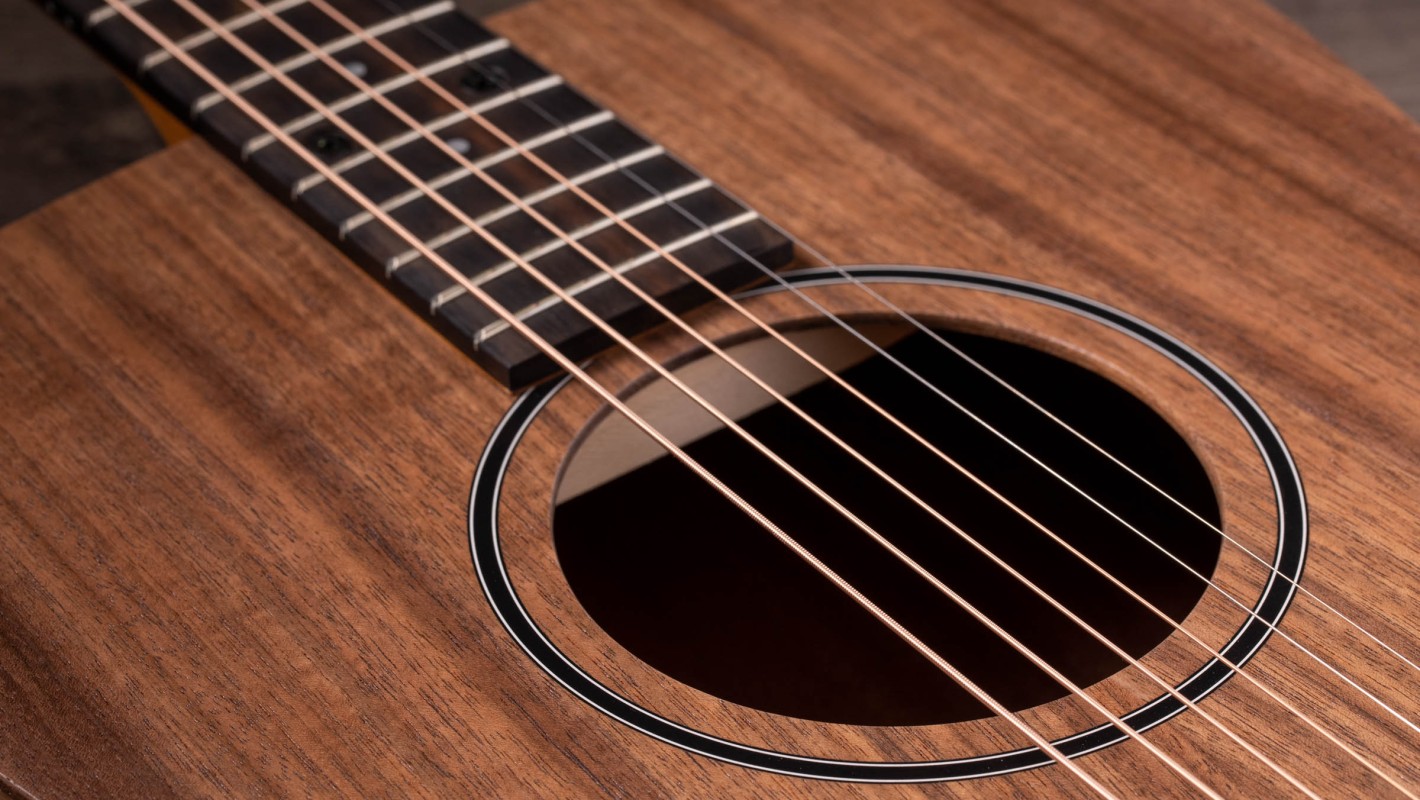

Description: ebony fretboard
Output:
[42,0,795,388]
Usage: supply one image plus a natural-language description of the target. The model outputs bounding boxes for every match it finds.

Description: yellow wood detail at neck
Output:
[121,77,191,145]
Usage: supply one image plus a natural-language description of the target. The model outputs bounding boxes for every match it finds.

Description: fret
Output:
[406,170,709,284]
[317,101,597,217]
[143,43,250,108]
[287,67,550,191]
[190,16,322,84]
[371,7,497,68]
[85,0,235,34]
[425,184,778,356]
[136,0,307,73]
[328,137,499,209]
[433,213,792,387]
[101,0,240,50]
[469,141,662,226]
[562,153,702,223]
[364,145,705,306]
[242,43,489,156]
[450,141,664,238]
[75,4,173,73]
[338,110,621,233]
[188,0,454,114]
[377,117,663,269]
[87,0,153,28]
[380,126,673,272]
[524,117,661,181]
[471,210,762,347]
[223,6,499,128]
[422,178,715,305]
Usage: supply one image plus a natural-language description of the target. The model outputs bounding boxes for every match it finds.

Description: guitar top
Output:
[1,0,1417,797]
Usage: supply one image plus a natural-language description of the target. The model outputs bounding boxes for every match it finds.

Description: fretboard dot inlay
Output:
[310,128,353,159]
[460,65,508,95]
[344,59,369,78]
[447,136,473,155]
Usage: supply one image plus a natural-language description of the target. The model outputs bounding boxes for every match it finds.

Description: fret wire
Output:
[418,178,714,301]
[394,147,687,275]
[285,62,544,180]
[472,210,761,346]
[338,110,619,233]
[190,0,455,114]
[138,0,310,73]
[87,0,153,27]
[242,40,501,155]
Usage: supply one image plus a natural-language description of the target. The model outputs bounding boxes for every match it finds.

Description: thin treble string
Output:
[394,2,1420,716]
[272,1,1413,784]
[202,7,1405,796]
[211,19,1329,797]
[239,21,1410,798]
[650,103,1420,677]
[221,5,1330,793]
[297,0,1419,743]
[789,250,1420,678]
[326,28,1420,794]
[162,5,1233,795]
[401,1,1418,682]
[103,4,1126,797]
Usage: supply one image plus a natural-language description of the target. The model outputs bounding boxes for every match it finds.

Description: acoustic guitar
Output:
[2,0,1416,796]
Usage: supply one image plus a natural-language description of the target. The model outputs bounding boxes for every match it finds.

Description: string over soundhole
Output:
[553,319,1222,725]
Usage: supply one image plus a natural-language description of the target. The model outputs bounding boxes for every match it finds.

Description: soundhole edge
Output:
[469,266,1307,781]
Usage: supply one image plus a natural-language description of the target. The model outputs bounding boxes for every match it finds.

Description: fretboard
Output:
[42,0,796,388]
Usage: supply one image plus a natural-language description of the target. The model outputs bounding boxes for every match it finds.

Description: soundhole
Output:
[553,320,1222,726]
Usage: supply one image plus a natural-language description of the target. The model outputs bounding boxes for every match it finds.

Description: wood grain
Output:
[0,0,1417,796]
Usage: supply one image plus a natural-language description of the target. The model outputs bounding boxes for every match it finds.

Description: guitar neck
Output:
[43,0,795,388]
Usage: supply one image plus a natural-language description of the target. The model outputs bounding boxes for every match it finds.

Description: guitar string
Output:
[116,0,1414,790]
[391,2,1420,685]
[126,3,1328,797]
[167,4,1406,796]
[338,0,1420,706]
[195,1,1316,792]
[130,3,1415,795]
[242,6,1420,791]
[364,0,1420,719]
[444,30,1420,680]
[784,256,1420,675]
[293,0,1418,752]
[98,4,1133,797]
[166,0,1411,788]
[138,4,1246,797]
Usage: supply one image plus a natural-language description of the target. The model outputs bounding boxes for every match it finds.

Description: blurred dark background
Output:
[1,0,1416,226]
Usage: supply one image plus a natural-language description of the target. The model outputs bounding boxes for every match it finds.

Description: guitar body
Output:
[1,0,1416,797]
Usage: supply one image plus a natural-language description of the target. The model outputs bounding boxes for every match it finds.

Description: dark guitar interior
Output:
[555,322,1222,725]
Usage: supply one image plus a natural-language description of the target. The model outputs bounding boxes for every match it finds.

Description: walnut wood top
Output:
[1,0,1417,797]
